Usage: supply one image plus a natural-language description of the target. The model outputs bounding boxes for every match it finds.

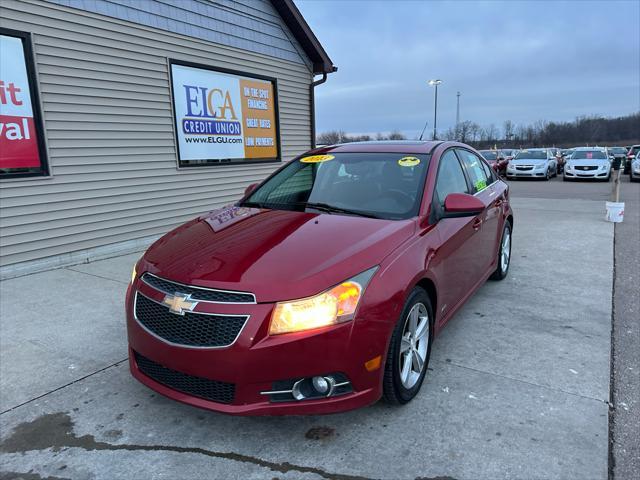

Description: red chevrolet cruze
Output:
[126,141,513,415]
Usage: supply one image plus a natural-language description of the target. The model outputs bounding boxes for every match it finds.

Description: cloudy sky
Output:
[296,0,640,138]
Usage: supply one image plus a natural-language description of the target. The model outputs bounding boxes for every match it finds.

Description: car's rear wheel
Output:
[383,288,433,405]
[490,221,512,281]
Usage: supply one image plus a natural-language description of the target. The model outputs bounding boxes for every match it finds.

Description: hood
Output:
[567,158,609,167]
[140,205,415,303]
[510,158,548,166]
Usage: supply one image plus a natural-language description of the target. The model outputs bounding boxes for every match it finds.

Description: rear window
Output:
[480,151,498,160]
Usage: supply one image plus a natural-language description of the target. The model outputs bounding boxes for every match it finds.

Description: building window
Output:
[169,60,281,168]
[0,28,49,179]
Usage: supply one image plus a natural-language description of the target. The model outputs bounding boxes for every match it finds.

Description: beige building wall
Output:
[0,0,314,277]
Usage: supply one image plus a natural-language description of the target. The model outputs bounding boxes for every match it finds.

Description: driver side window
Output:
[435,150,470,206]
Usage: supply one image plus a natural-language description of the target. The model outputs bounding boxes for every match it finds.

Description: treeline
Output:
[316,112,639,149]
[445,112,640,149]
[316,130,406,145]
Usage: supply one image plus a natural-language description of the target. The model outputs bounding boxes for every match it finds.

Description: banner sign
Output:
[170,62,280,166]
[0,29,48,177]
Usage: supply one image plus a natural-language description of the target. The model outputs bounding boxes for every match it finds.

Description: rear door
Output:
[456,148,502,276]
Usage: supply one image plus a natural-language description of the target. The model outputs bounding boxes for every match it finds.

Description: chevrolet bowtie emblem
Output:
[163,292,198,315]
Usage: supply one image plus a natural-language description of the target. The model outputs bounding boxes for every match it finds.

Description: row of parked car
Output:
[479,145,640,182]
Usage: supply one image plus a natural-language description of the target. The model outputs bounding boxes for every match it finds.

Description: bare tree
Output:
[316,130,346,145]
[503,120,514,141]
[387,130,406,140]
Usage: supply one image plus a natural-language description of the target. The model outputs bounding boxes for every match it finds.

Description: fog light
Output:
[312,376,330,394]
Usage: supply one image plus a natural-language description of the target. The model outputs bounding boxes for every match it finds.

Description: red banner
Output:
[1,33,44,172]
[0,114,40,168]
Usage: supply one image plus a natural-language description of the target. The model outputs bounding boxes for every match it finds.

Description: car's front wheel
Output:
[490,221,512,280]
[383,288,433,405]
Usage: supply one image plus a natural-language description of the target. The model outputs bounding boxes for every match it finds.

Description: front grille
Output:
[134,351,235,404]
[516,165,533,171]
[135,293,247,348]
[142,273,255,303]
[576,165,597,171]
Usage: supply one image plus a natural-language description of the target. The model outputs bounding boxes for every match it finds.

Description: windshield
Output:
[572,150,607,160]
[515,150,548,160]
[242,152,430,220]
[480,151,498,160]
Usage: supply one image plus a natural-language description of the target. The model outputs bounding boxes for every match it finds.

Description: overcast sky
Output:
[296,0,640,138]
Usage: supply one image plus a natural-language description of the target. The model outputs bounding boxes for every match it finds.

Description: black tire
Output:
[545,168,551,180]
[490,221,512,281]
[382,287,434,405]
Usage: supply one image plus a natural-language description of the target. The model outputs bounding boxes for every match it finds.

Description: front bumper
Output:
[564,169,609,179]
[126,279,386,415]
[506,169,547,178]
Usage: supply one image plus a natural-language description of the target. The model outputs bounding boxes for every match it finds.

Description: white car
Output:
[564,148,611,181]
[630,152,640,183]
[506,148,558,180]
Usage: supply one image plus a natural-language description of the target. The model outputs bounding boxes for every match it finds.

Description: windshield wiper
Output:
[294,201,381,219]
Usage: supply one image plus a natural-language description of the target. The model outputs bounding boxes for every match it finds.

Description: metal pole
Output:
[456,91,460,126]
[432,84,438,140]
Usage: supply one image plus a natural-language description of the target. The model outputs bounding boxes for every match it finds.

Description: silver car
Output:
[564,148,611,181]
[506,148,558,180]
[630,152,640,183]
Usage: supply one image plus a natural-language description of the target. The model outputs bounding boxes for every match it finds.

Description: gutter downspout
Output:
[310,72,328,149]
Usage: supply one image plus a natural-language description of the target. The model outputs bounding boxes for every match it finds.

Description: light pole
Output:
[456,91,461,127]
[428,79,442,140]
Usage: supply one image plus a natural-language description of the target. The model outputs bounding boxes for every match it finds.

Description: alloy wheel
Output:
[399,303,429,389]
[501,226,511,273]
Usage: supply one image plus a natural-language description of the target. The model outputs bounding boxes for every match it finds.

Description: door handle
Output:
[472,218,482,231]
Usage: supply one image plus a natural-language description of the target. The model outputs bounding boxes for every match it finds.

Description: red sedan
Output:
[479,150,508,176]
[126,141,513,415]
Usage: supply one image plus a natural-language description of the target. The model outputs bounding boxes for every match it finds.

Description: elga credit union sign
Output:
[0,30,48,177]
[170,62,280,166]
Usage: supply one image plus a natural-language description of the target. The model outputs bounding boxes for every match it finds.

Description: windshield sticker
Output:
[586,152,593,159]
[475,179,487,191]
[300,154,335,163]
[398,156,420,167]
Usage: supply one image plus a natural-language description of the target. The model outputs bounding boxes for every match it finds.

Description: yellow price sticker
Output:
[398,156,421,167]
[300,154,335,163]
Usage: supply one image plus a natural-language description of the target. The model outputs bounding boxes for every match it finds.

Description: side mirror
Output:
[442,193,485,218]
[244,183,259,197]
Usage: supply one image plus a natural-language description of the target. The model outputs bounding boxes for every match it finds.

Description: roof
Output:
[314,140,445,154]
[270,0,336,75]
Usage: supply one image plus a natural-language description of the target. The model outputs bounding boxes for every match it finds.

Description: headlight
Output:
[600,164,609,171]
[269,267,377,335]
[536,163,546,170]
[131,264,137,284]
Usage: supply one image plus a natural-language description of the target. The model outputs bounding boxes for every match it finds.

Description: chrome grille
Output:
[141,273,255,303]
[134,293,248,348]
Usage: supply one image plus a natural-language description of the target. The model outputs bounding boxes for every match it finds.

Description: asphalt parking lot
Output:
[1,176,637,480]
